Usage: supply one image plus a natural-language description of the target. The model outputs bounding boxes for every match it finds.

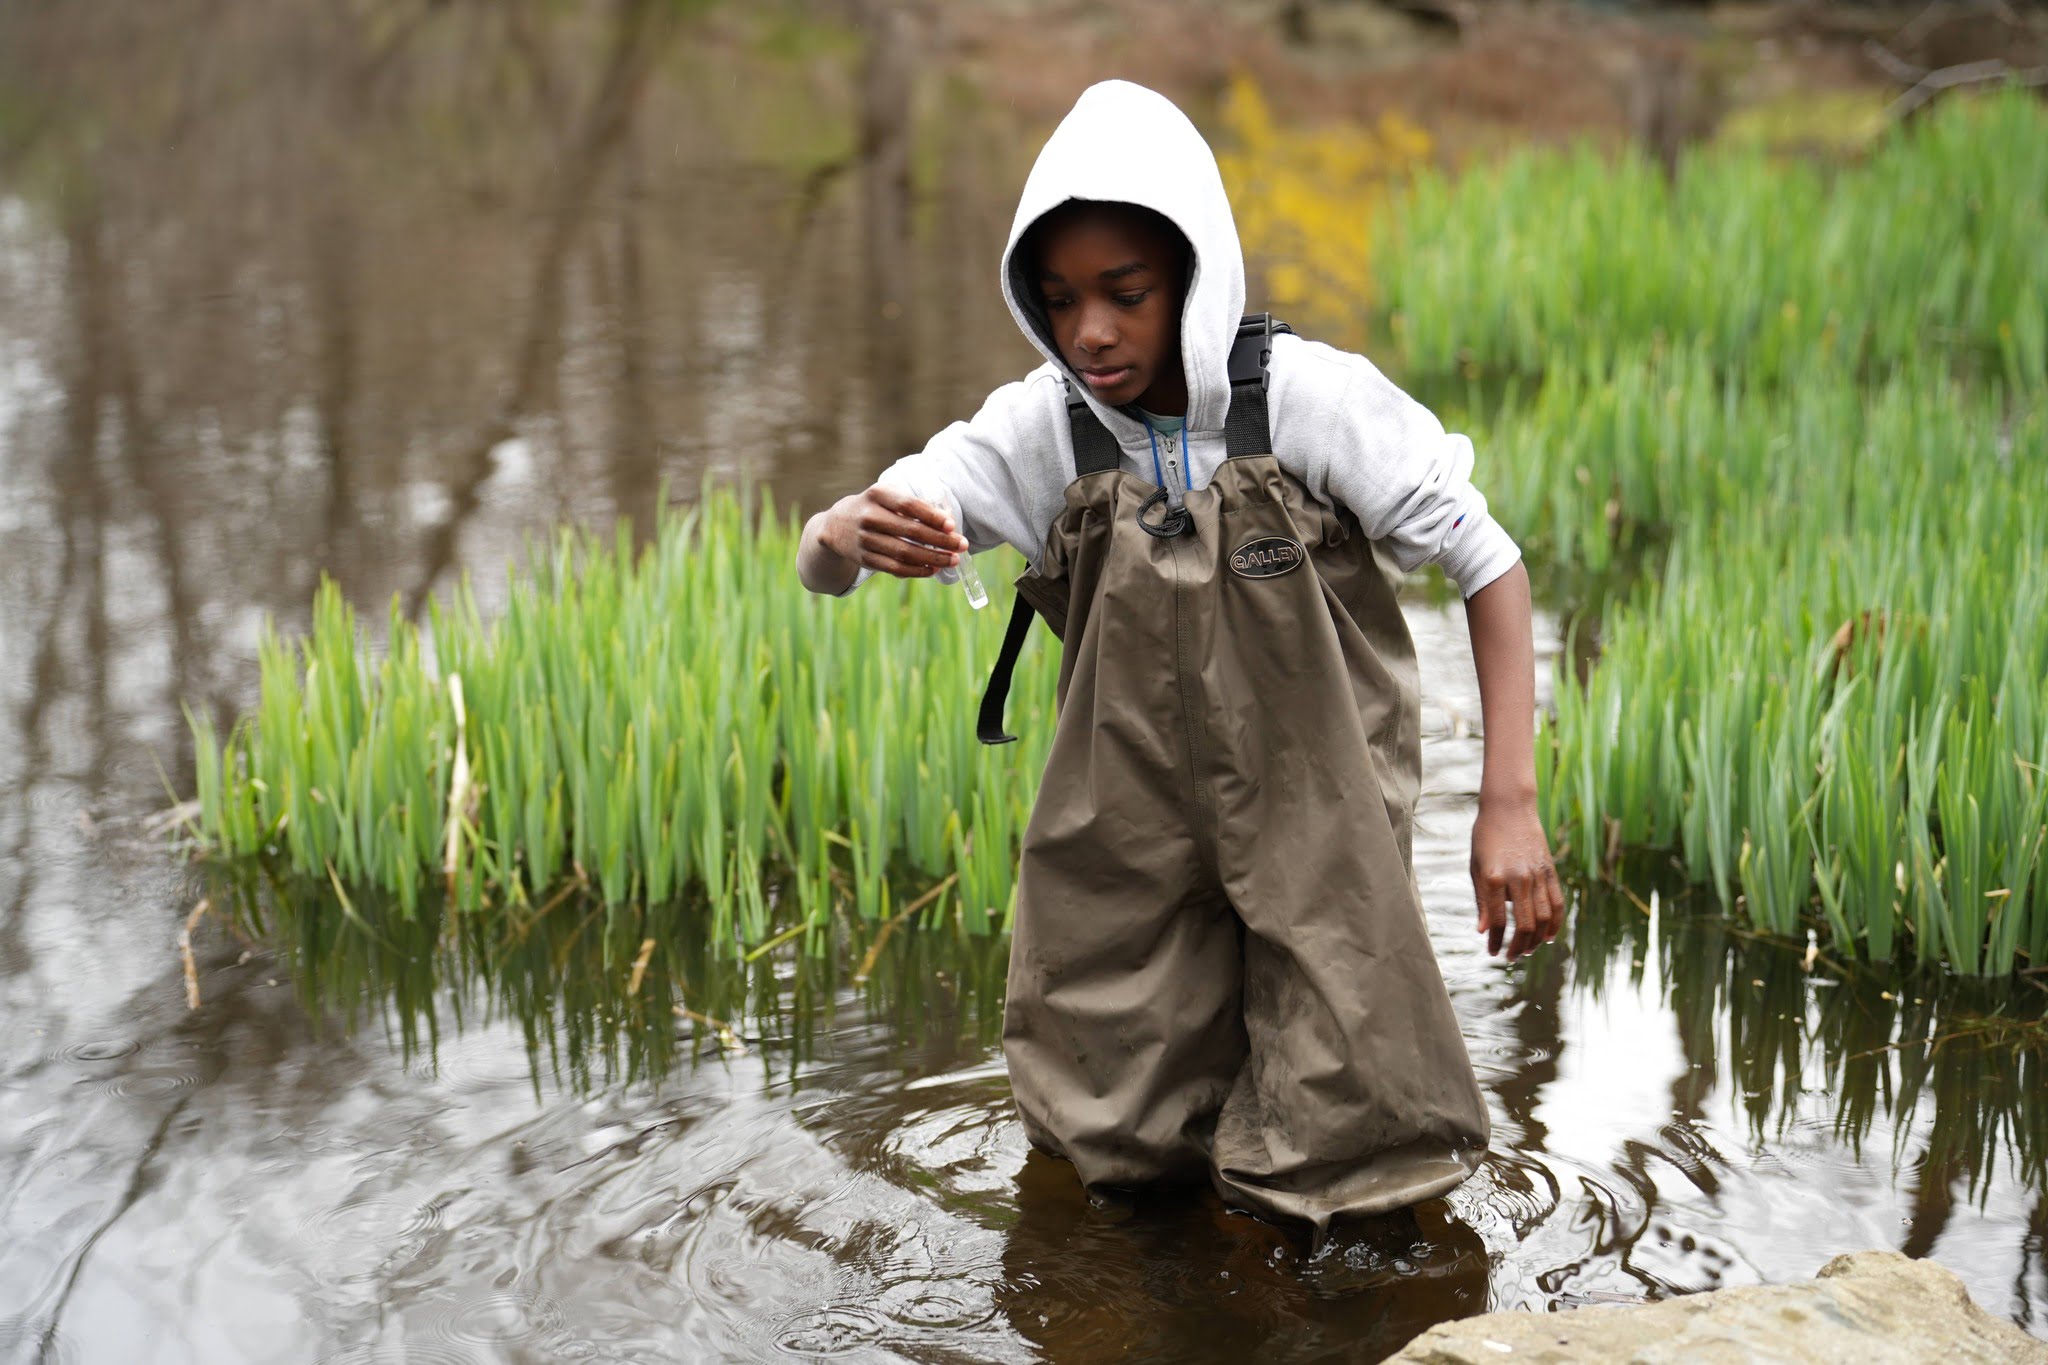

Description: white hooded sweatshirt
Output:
[830,79,1521,600]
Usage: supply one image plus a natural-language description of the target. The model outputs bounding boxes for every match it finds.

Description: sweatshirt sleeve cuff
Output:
[1443,516,1523,598]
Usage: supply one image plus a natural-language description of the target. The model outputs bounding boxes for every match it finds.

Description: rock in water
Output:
[1390,1250,2047,1364]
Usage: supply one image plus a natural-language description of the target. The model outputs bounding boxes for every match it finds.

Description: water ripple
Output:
[404,1030,544,1095]
[296,1197,441,1253]
[53,1037,140,1063]
[434,1290,567,1348]
[874,1276,1000,1331]
[771,1304,886,1357]
[84,1066,200,1099]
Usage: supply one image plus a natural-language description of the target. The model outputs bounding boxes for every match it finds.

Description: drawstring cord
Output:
[1138,417,1191,540]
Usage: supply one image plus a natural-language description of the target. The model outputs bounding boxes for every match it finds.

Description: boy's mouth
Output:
[1079,365,1134,390]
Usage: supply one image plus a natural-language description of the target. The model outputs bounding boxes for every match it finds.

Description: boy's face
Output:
[1033,204,1189,415]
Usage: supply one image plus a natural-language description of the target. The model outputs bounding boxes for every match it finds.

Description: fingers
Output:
[866,509,960,560]
[1508,871,1540,962]
[1528,871,1552,958]
[868,486,969,550]
[1502,864,1568,961]
[857,525,956,575]
[1475,822,1569,965]
[853,490,968,578]
[1475,866,1507,957]
[857,539,943,577]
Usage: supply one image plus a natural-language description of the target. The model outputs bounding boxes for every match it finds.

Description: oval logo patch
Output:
[1228,535,1305,579]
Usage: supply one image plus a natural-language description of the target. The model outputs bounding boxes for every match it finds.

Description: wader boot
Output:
[979,316,1490,1239]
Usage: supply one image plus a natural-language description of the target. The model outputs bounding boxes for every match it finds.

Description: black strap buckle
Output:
[1228,312,1276,391]
[1222,312,1288,461]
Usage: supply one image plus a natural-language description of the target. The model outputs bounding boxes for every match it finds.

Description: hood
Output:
[1000,79,1247,447]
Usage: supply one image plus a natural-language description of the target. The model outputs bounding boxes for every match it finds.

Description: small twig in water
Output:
[853,872,959,986]
[143,798,203,840]
[1847,1030,1965,1062]
[177,899,210,1009]
[673,1005,744,1052]
[625,937,657,997]
[743,920,813,964]
[498,872,587,954]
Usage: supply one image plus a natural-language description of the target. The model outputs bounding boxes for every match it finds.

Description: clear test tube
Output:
[954,551,989,609]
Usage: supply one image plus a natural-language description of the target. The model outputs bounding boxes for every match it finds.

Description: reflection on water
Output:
[4,3,2047,1360]
[200,862,1014,1098]
[171,848,2048,1360]
[202,861,2048,1224]
[0,0,1032,773]
[7,600,2043,1361]
[1575,888,2048,1205]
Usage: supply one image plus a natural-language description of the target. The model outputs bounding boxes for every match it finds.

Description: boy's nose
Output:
[1077,304,1119,352]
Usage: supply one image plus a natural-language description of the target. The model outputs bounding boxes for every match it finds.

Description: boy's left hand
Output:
[1470,797,1564,962]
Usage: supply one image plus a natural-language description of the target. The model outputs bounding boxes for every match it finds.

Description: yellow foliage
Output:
[1215,75,1432,348]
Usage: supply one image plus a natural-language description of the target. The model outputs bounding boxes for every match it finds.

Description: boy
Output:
[796,80,1561,1237]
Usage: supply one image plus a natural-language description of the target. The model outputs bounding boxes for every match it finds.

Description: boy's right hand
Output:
[820,484,967,579]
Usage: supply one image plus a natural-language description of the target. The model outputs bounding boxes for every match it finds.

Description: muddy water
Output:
[7,603,2045,1364]
[3,5,2046,1362]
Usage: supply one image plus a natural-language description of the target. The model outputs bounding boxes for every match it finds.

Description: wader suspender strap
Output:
[1065,385,1126,478]
[1224,312,1289,459]
[976,582,1041,744]
[977,314,1292,745]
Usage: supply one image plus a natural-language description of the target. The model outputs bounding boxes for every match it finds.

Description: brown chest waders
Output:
[979,315,1490,1239]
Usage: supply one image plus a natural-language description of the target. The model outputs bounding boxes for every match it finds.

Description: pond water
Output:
[2,6,2044,1362]
[7,589,2044,1361]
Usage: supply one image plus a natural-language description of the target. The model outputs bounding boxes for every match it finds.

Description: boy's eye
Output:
[1039,292,1149,310]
